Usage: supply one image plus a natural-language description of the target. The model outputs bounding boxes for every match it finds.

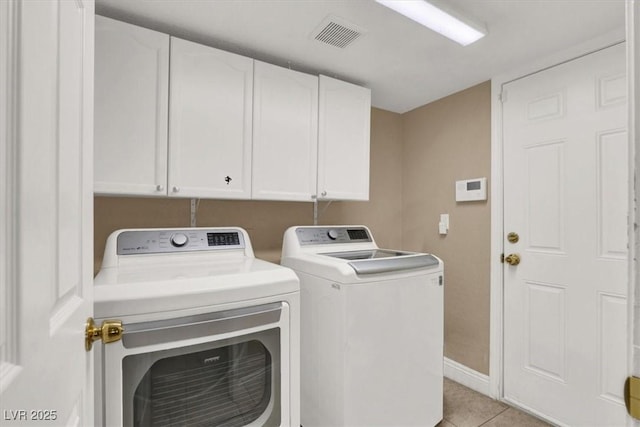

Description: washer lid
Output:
[322,250,440,274]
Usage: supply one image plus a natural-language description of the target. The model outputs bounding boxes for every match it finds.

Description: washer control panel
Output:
[117,228,244,255]
[296,227,372,245]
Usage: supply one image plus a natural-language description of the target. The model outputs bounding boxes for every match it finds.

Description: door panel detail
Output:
[527,92,565,121]
[524,281,566,382]
[525,141,565,253]
[597,73,626,109]
[597,292,626,403]
[597,129,628,259]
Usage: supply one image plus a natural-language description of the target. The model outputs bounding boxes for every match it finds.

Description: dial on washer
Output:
[170,233,188,247]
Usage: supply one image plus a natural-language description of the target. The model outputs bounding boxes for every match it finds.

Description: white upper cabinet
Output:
[252,61,319,201]
[317,76,371,201]
[94,17,371,202]
[94,16,169,195]
[168,37,253,199]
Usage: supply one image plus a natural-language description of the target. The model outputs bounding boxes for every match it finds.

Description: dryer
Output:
[281,225,443,427]
[93,227,299,427]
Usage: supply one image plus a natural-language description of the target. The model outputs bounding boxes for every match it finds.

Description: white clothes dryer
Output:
[93,227,299,427]
[281,225,443,427]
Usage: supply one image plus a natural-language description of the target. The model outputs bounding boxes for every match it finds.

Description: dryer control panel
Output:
[296,226,372,245]
[116,228,245,255]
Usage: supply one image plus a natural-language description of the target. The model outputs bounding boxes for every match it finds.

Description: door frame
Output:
[0,0,20,391]
[628,4,640,427]
[488,22,630,413]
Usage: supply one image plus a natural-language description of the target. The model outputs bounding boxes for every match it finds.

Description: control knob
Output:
[327,229,339,240]
[170,233,188,247]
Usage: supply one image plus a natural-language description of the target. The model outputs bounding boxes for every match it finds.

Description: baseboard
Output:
[444,357,491,396]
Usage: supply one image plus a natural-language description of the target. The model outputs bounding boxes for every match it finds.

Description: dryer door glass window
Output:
[122,329,281,427]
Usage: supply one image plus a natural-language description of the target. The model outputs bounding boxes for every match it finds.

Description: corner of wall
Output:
[398,82,493,376]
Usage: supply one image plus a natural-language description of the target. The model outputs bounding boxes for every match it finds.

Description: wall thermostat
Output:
[455,177,487,202]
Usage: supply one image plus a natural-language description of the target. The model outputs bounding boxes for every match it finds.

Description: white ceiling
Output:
[96,0,626,113]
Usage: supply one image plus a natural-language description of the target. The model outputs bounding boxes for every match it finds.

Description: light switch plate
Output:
[439,214,449,235]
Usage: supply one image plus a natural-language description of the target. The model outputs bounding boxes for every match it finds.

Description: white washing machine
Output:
[281,225,443,427]
[93,227,300,427]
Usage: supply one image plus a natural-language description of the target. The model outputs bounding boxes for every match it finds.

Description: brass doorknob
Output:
[85,318,124,351]
[504,253,521,266]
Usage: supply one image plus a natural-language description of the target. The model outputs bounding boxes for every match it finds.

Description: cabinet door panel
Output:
[169,37,253,199]
[94,16,169,195]
[252,61,318,201]
[318,75,371,201]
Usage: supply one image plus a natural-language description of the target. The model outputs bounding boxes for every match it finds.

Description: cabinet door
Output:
[252,61,318,201]
[317,75,371,201]
[94,16,169,195]
[169,37,253,199]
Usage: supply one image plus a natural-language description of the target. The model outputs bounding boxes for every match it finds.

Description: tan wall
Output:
[401,81,492,374]
[320,108,404,249]
[94,107,404,273]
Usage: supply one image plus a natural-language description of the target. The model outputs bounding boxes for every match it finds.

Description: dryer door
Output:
[98,302,290,427]
[124,333,280,427]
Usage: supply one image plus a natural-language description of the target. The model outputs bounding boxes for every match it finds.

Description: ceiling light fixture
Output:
[375,0,486,46]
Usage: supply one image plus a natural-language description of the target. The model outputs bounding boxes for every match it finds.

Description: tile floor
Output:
[438,378,552,427]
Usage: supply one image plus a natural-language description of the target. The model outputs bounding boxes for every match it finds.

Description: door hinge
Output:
[85,318,124,351]
[499,91,507,103]
[625,376,640,419]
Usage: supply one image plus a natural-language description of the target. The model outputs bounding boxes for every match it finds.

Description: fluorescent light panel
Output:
[375,0,486,46]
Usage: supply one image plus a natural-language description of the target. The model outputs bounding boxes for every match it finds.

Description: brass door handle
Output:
[504,253,521,266]
[85,318,123,351]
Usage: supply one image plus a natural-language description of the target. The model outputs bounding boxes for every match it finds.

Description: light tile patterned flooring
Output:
[438,379,552,427]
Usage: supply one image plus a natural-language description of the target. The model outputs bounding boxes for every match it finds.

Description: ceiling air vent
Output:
[311,15,366,49]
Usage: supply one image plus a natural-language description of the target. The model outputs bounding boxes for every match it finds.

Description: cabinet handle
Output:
[321,191,327,197]
[172,186,180,193]
[156,184,164,192]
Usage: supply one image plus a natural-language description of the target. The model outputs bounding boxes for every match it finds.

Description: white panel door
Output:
[169,37,253,199]
[94,16,169,196]
[252,61,318,201]
[317,75,371,201]
[0,0,94,425]
[503,43,627,426]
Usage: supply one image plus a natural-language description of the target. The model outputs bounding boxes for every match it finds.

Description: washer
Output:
[281,225,443,427]
[93,227,299,427]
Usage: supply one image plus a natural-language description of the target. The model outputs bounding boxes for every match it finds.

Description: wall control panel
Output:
[455,177,487,202]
